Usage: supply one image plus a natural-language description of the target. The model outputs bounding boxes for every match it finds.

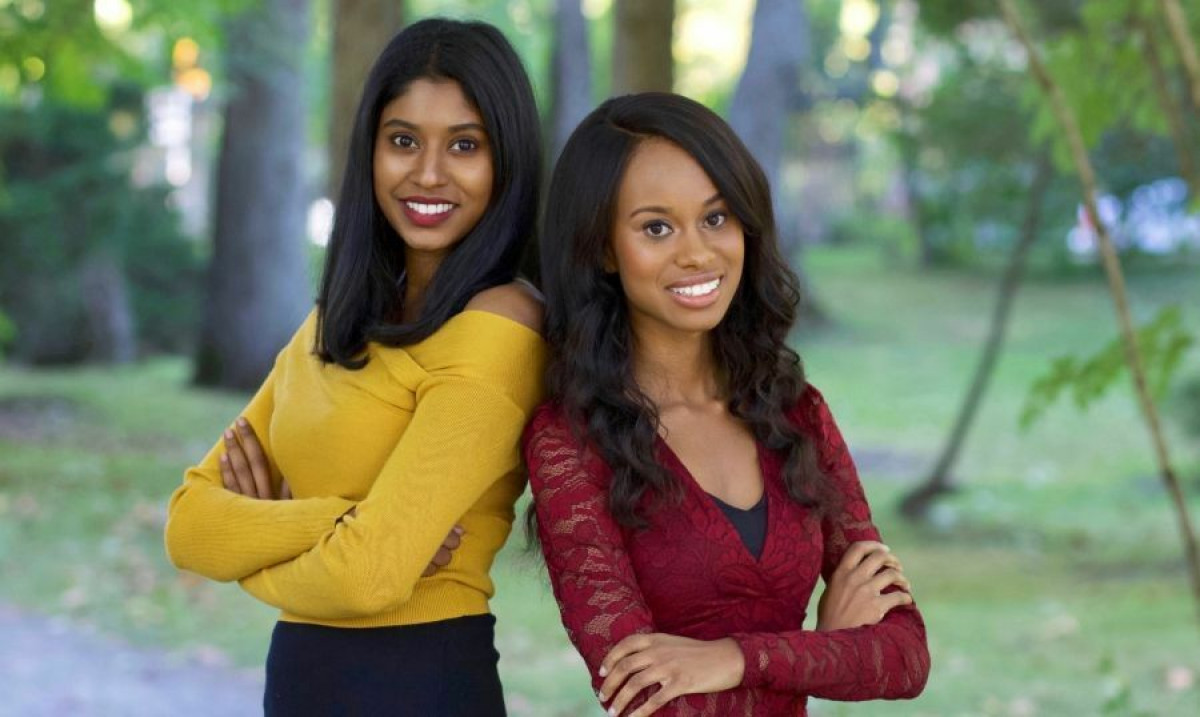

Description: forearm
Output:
[238,378,528,618]
[165,470,354,582]
[163,352,359,581]
[731,606,930,700]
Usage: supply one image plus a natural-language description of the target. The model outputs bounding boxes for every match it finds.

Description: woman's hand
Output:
[597,633,744,717]
[421,524,463,577]
[817,540,913,632]
[220,418,287,499]
[220,416,464,577]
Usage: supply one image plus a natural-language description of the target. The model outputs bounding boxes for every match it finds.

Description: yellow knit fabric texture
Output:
[165,309,547,628]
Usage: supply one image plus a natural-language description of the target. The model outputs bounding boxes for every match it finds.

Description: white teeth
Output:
[669,278,720,297]
[405,201,454,215]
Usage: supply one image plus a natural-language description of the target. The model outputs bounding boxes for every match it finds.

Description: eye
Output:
[390,133,417,149]
[643,220,673,239]
[450,137,480,152]
[703,211,727,228]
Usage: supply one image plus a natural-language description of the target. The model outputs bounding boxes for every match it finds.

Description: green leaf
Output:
[1021,304,1195,430]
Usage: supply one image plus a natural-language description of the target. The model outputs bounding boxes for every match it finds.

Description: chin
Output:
[402,229,461,253]
[664,312,728,335]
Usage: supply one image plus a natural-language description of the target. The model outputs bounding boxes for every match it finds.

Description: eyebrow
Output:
[629,192,724,218]
[380,118,487,133]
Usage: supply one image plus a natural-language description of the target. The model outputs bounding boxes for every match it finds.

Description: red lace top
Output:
[523,385,930,715]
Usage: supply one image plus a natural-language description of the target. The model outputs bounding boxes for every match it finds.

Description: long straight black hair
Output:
[540,92,823,527]
[316,18,541,368]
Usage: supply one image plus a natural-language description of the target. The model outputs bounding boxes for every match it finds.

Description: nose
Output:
[675,227,716,269]
[413,148,447,189]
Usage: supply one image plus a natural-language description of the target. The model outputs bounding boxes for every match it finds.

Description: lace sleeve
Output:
[526,407,777,715]
[730,386,931,700]
[524,408,658,696]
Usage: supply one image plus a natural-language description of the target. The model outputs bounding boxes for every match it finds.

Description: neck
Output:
[630,321,722,410]
[402,250,443,323]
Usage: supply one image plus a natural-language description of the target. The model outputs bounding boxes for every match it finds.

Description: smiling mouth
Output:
[668,277,721,298]
[405,200,456,215]
[401,199,457,227]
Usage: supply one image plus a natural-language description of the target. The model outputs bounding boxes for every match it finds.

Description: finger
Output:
[879,590,915,617]
[836,541,887,574]
[442,529,462,551]
[628,680,677,717]
[881,569,912,593]
[280,479,292,500]
[853,546,896,582]
[219,454,236,491]
[882,555,904,575]
[599,649,654,705]
[873,552,902,573]
[223,430,256,496]
[868,568,907,594]
[430,546,452,568]
[608,666,662,717]
[421,563,435,578]
[235,418,272,500]
[600,634,652,680]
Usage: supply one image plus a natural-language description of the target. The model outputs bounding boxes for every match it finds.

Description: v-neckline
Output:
[654,435,776,566]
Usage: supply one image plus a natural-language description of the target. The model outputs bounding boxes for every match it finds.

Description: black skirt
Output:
[263,614,506,716]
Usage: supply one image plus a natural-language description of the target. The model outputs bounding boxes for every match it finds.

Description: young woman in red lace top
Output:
[523,93,930,716]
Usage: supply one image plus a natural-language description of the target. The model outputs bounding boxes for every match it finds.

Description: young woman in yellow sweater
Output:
[164,19,545,714]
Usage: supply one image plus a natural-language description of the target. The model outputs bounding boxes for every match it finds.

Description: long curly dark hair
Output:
[539,93,824,528]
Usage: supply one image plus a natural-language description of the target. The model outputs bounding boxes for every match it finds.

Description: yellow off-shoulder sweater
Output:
[164,308,546,628]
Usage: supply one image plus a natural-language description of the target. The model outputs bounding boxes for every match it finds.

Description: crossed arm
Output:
[164,368,357,582]
[525,391,929,716]
[217,421,464,577]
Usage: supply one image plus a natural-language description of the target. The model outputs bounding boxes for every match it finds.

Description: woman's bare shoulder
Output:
[465,280,545,333]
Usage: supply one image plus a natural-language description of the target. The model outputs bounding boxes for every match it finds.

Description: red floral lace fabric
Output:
[523,385,930,715]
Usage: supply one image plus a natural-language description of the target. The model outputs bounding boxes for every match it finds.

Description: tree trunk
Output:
[1138,11,1200,199]
[898,154,1052,521]
[612,0,674,94]
[195,0,313,390]
[548,0,592,162]
[79,251,136,364]
[895,100,934,267]
[728,0,826,325]
[999,0,1200,629]
[328,0,404,198]
[1158,0,1200,113]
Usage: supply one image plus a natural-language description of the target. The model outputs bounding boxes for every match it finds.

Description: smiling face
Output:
[373,77,494,266]
[608,138,745,342]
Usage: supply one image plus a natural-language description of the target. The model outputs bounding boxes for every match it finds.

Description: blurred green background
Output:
[2,0,1199,715]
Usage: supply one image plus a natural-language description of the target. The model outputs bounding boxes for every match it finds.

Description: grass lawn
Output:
[1,246,1197,715]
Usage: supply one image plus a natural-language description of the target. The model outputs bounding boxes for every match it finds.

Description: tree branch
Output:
[998,0,1200,628]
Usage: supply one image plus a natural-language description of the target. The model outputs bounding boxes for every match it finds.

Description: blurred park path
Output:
[0,604,261,717]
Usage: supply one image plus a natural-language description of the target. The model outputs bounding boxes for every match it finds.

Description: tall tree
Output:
[899,154,1053,520]
[328,0,404,197]
[999,0,1200,627]
[612,0,674,94]
[195,0,313,390]
[548,0,593,161]
[728,0,825,323]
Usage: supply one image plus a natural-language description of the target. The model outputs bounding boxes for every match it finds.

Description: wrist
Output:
[716,637,745,688]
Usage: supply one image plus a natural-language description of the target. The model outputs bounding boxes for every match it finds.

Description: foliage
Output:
[0,0,249,107]
[826,209,919,256]
[1020,305,1195,429]
[1173,373,1200,438]
[891,41,1076,266]
[0,91,202,362]
[0,308,13,357]
[905,0,1198,270]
